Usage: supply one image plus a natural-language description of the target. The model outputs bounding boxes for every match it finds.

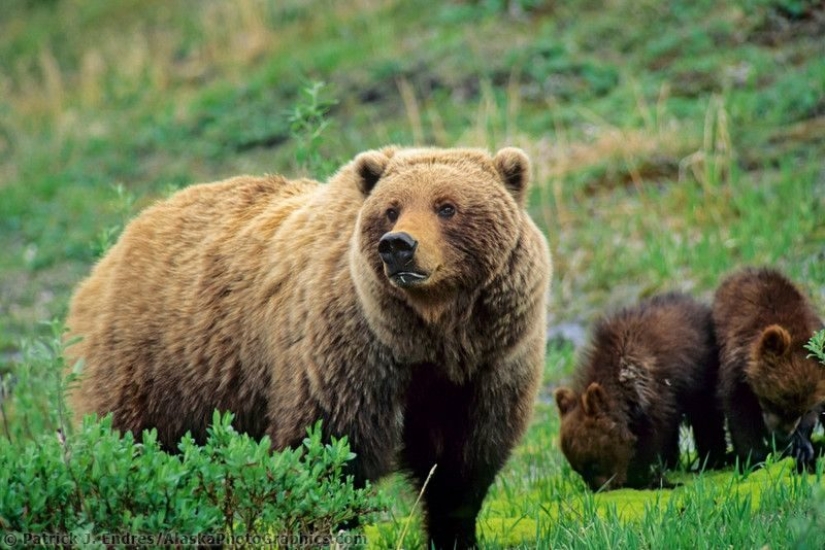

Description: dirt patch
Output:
[750,2,825,46]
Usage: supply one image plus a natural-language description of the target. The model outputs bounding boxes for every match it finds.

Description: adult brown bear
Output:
[65,146,552,548]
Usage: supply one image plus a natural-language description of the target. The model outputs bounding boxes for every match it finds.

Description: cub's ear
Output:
[757,324,792,358]
[353,147,396,195]
[493,147,531,205]
[582,382,609,417]
[554,387,577,416]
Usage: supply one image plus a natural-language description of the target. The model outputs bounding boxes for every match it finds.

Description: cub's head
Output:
[555,383,637,491]
[747,324,825,440]
[350,146,530,321]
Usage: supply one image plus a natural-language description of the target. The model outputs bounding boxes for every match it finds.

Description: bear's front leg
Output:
[401,377,491,549]
[725,382,771,469]
[401,361,538,549]
[419,463,495,549]
[789,407,821,472]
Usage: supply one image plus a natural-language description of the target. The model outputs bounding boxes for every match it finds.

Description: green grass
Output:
[1,0,825,547]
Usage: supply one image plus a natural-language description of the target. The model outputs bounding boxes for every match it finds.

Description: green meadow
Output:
[1,0,824,547]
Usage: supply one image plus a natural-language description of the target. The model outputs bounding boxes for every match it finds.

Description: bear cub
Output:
[555,293,728,491]
[713,267,825,471]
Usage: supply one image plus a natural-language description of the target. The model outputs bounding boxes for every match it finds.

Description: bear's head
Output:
[350,146,530,324]
[746,324,825,440]
[555,383,637,491]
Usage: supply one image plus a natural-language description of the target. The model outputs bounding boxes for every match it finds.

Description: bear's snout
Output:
[378,231,429,286]
[378,232,417,269]
[762,410,800,440]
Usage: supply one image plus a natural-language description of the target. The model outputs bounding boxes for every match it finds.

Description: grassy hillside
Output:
[1,0,824,547]
[2,0,824,354]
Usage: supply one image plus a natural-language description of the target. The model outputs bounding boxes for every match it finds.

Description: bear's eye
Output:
[437,204,456,218]
[386,207,399,222]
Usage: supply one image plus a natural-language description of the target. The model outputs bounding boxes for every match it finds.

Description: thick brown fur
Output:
[713,267,825,469]
[65,146,551,549]
[554,293,727,491]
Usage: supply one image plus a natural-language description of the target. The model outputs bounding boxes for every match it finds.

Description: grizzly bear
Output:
[65,146,551,549]
[554,293,727,491]
[713,267,825,471]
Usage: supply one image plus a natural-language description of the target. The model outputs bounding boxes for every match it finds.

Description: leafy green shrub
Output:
[91,183,136,258]
[0,323,382,543]
[805,328,825,365]
[0,319,72,443]
[0,412,383,544]
[789,329,825,545]
[286,80,339,177]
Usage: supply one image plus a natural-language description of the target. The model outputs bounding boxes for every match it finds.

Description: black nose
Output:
[378,232,417,271]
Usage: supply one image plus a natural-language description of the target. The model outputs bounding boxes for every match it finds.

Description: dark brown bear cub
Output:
[713,267,825,470]
[555,293,727,491]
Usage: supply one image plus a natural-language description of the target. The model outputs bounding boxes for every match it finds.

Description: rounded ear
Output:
[493,147,531,205]
[554,387,577,416]
[757,325,792,358]
[353,147,396,195]
[582,382,609,417]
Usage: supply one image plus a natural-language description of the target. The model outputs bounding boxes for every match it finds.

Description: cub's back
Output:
[713,267,821,351]
[583,293,714,385]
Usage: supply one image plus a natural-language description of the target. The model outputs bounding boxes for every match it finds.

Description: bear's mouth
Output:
[389,271,429,287]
